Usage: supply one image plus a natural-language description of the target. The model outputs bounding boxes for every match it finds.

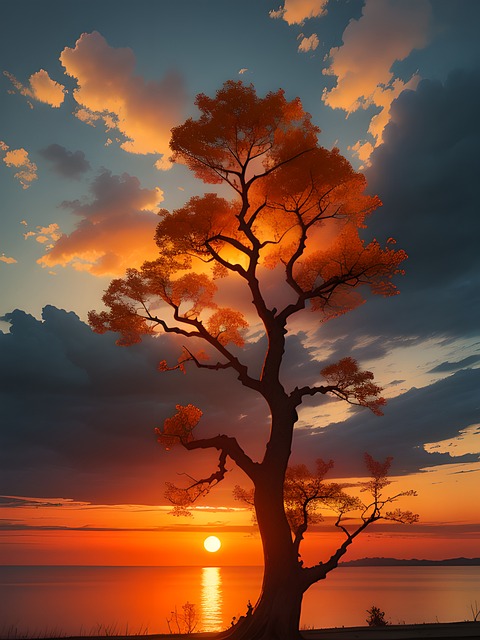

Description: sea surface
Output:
[1,565,479,636]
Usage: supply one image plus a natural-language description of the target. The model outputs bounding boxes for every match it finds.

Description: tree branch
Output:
[183,434,259,482]
[245,147,317,189]
[290,384,337,406]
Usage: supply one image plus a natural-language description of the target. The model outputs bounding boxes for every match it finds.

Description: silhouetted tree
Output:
[366,605,389,627]
[89,81,417,640]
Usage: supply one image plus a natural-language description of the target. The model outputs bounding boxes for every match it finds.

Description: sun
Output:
[203,535,221,553]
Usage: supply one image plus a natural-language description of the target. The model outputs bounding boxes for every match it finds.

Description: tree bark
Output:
[220,403,308,640]
[222,570,305,640]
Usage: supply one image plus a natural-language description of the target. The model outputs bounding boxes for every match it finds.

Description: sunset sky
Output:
[1,0,479,567]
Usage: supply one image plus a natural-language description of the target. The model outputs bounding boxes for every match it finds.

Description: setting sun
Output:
[204,536,221,553]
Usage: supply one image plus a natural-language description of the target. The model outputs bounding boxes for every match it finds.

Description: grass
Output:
[0,623,151,639]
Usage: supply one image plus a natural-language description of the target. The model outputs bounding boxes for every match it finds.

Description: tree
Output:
[89,81,417,640]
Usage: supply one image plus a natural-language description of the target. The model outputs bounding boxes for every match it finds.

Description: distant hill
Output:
[340,557,480,566]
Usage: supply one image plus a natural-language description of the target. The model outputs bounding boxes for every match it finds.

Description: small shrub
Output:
[166,602,198,634]
[366,605,388,627]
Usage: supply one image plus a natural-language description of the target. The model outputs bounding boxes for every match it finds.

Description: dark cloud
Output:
[4,71,480,502]
[0,306,269,504]
[428,355,480,374]
[39,143,90,178]
[294,367,480,477]
[365,68,480,338]
[388,380,406,387]
[38,169,162,275]
[0,496,66,508]
[1,306,478,505]
[316,68,480,355]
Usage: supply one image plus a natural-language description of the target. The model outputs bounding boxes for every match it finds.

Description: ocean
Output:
[1,565,479,636]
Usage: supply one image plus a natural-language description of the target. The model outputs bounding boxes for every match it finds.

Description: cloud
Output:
[37,170,164,276]
[3,69,65,107]
[1,305,478,505]
[0,254,17,264]
[0,306,268,504]
[39,143,91,179]
[23,223,61,248]
[322,0,431,158]
[313,67,480,356]
[298,34,319,53]
[270,0,328,25]
[60,31,186,167]
[0,496,74,508]
[294,368,480,477]
[428,356,480,374]
[0,143,38,188]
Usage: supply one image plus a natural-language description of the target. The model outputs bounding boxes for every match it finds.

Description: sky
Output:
[1,0,479,567]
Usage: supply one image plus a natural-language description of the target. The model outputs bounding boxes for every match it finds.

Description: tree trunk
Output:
[221,404,307,640]
[220,565,306,640]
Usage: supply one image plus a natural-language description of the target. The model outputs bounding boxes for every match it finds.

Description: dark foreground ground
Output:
[302,621,480,638]
[37,621,480,640]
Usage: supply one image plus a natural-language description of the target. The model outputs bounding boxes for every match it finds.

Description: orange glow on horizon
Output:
[1,464,479,567]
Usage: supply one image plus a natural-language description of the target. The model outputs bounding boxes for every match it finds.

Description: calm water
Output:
[1,565,479,636]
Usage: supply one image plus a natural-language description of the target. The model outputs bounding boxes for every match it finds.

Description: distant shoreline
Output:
[339,556,480,567]
[2,558,480,568]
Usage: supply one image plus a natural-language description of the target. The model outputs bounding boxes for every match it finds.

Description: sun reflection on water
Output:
[201,566,223,631]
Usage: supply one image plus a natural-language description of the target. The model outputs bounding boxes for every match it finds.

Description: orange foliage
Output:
[170,272,217,318]
[206,308,248,346]
[170,81,318,186]
[321,357,386,415]
[90,81,406,353]
[283,460,352,532]
[87,268,157,346]
[155,194,240,260]
[155,404,203,450]
[235,454,418,538]
[361,453,419,524]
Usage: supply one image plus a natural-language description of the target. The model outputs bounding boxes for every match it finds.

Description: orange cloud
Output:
[322,0,431,160]
[270,0,328,25]
[38,170,164,276]
[60,32,186,169]
[298,33,319,53]
[1,144,38,189]
[0,254,17,264]
[3,69,65,107]
[23,224,61,250]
